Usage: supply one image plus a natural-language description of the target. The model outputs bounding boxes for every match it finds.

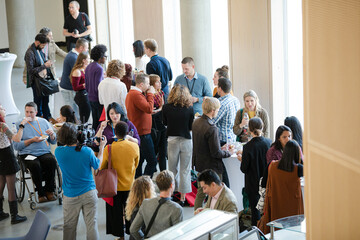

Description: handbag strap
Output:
[144,197,170,238]
[107,144,112,169]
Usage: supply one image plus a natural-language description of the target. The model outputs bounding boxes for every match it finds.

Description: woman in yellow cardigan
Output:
[100,121,139,240]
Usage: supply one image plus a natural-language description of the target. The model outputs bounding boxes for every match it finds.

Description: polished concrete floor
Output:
[1,54,195,239]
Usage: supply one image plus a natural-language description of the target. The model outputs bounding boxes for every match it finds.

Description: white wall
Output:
[34,0,65,42]
[0,0,9,49]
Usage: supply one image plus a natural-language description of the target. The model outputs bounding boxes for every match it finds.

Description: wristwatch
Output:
[19,124,25,129]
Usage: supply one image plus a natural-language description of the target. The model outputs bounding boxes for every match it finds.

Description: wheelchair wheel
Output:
[15,160,25,203]
[55,164,63,204]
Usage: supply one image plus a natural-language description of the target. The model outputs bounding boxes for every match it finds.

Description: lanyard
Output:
[111,122,116,138]
[185,77,196,94]
[27,119,49,146]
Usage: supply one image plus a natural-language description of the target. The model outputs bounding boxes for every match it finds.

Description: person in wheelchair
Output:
[13,102,57,203]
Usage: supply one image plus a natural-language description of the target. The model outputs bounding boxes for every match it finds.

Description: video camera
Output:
[75,123,96,151]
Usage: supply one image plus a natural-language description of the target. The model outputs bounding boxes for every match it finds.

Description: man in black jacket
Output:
[192,97,235,210]
[24,33,55,123]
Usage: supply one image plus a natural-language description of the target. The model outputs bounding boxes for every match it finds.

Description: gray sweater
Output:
[130,197,183,239]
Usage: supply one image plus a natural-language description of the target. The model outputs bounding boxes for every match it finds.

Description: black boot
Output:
[0,197,9,221]
[9,200,27,224]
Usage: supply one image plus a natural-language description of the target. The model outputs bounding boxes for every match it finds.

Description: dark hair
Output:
[284,116,303,150]
[249,117,263,136]
[218,78,232,93]
[181,57,194,65]
[106,102,127,123]
[198,169,221,186]
[39,27,51,36]
[114,121,128,139]
[57,122,78,146]
[60,105,78,124]
[272,125,292,150]
[135,73,149,85]
[216,65,229,78]
[278,140,300,172]
[75,38,88,49]
[90,44,107,61]
[156,170,174,191]
[133,40,145,58]
[35,33,49,44]
[25,102,38,112]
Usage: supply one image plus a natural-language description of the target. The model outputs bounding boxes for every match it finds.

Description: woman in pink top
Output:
[71,52,91,123]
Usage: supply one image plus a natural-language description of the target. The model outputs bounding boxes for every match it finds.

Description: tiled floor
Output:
[0,54,195,239]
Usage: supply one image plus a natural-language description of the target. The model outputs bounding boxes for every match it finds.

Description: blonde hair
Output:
[106,60,125,79]
[125,176,155,221]
[243,90,262,113]
[70,52,89,83]
[149,74,160,87]
[167,84,193,108]
[202,97,220,115]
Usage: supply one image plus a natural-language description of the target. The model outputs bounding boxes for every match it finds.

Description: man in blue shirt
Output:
[174,57,212,115]
[144,39,173,100]
[13,102,57,203]
[60,38,88,118]
[212,77,240,145]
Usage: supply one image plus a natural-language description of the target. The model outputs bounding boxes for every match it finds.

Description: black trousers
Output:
[219,140,231,188]
[74,90,91,123]
[106,191,130,237]
[89,101,103,131]
[20,153,57,197]
[248,193,261,226]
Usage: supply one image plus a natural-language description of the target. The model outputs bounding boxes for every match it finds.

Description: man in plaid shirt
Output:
[213,78,240,146]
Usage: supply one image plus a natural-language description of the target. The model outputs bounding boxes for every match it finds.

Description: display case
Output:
[149,210,239,240]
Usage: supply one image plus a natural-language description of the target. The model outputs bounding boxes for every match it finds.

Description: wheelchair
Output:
[15,156,63,210]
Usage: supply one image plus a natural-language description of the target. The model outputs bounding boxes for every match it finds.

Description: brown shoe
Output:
[38,196,48,203]
[46,192,56,201]
[49,118,58,124]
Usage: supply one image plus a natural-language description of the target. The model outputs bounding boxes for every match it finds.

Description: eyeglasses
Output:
[103,55,108,59]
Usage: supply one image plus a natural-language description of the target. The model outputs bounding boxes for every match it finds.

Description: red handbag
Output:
[95,145,118,198]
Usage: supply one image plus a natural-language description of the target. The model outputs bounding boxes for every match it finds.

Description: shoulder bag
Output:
[95,145,118,198]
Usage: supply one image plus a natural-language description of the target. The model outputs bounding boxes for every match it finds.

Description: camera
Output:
[75,123,96,151]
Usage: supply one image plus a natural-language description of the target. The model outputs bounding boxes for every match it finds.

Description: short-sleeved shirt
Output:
[63,12,91,44]
[55,146,99,197]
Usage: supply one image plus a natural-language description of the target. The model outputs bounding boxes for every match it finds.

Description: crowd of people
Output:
[0,1,305,239]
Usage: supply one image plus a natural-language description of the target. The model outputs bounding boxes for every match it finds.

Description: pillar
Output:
[5,0,37,67]
[179,0,213,86]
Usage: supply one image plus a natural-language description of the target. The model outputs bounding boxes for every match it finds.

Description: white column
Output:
[5,0,37,67]
[179,0,213,87]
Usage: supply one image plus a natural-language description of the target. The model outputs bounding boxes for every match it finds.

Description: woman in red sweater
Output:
[71,52,91,123]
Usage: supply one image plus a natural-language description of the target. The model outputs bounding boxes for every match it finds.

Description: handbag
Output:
[95,145,118,198]
[35,75,59,96]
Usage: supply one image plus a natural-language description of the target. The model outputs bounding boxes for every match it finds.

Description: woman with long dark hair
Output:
[238,117,271,226]
[56,105,79,124]
[0,104,27,224]
[258,140,304,234]
[70,52,91,123]
[266,125,292,164]
[133,40,149,72]
[95,102,140,146]
[284,116,303,150]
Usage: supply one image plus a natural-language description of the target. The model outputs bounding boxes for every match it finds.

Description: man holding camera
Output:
[55,122,107,240]
[13,102,57,203]
[63,1,92,52]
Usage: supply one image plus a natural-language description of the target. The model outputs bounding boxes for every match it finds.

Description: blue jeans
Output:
[136,134,157,178]
[32,84,51,120]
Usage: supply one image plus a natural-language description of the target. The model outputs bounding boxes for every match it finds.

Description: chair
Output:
[0,210,51,240]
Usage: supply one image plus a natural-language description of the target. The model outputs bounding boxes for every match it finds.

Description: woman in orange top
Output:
[212,65,229,98]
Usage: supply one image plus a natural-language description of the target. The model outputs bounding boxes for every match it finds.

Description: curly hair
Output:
[90,44,107,61]
[167,84,193,108]
[106,60,125,79]
[125,176,155,221]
